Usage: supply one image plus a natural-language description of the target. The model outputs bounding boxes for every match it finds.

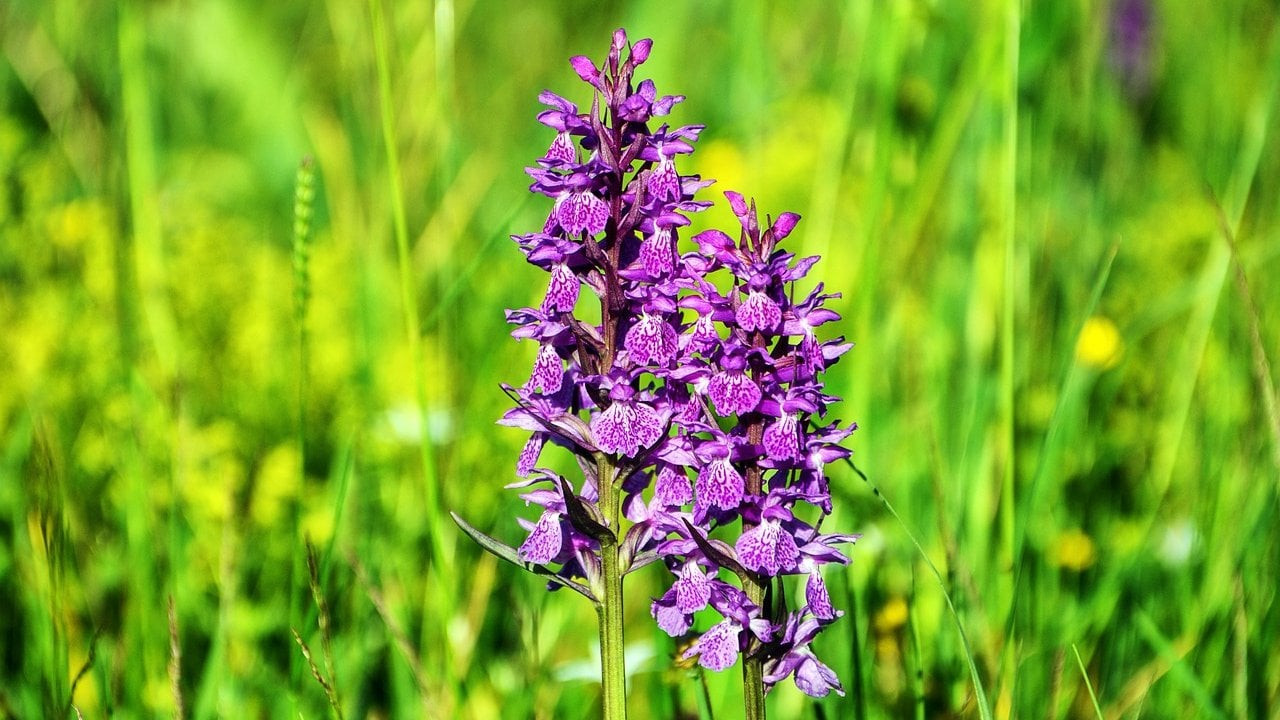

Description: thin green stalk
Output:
[741,569,766,720]
[289,157,316,707]
[368,0,456,696]
[117,0,171,705]
[841,461,993,720]
[842,577,867,720]
[293,156,315,483]
[1071,645,1104,720]
[742,645,765,720]
[908,577,925,720]
[997,0,1019,573]
[595,455,627,720]
[997,0,1020,705]
[696,671,716,720]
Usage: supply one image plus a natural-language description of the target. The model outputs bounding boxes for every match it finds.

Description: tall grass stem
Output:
[367,0,457,697]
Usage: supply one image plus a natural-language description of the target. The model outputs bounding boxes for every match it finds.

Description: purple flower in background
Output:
[1109,0,1155,100]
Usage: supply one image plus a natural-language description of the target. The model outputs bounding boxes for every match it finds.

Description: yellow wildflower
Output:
[873,596,909,633]
[1076,316,1123,370]
[1052,529,1097,571]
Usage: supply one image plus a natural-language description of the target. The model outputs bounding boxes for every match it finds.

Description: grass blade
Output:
[842,460,993,720]
[1071,644,1103,720]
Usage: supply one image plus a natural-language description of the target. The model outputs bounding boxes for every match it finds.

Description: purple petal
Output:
[543,132,576,165]
[639,227,675,276]
[683,619,739,672]
[526,344,563,394]
[516,433,545,476]
[569,55,602,88]
[536,90,577,113]
[651,94,684,116]
[672,563,712,613]
[762,414,802,462]
[805,570,837,621]
[630,38,653,64]
[518,510,563,563]
[783,255,821,282]
[590,400,664,457]
[695,458,744,511]
[654,465,693,506]
[692,228,735,255]
[708,371,761,416]
[653,600,692,636]
[724,190,749,218]
[686,313,719,354]
[618,94,652,122]
[647,158,680,201]
[794,653,844,698]
[624,313,678,366]
[636,78,656,102]
[735,519,800,576]
[770,212,801,241]
[557,191,608,236]
[736,290,782,333]
[543,263,579,313]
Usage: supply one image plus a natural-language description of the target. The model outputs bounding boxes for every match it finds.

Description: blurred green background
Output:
[2,0,1279,718]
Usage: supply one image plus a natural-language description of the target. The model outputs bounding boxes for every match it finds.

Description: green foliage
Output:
[2,0,1278,718]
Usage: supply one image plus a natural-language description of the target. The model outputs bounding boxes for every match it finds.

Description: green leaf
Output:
[558,476,615,544]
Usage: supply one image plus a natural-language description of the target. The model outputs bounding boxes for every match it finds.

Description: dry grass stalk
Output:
[168,596,184,720]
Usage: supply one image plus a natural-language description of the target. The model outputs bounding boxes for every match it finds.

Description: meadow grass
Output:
[1,0,1279,718]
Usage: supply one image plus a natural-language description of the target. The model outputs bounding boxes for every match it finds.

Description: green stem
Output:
[596,455,627,720]
[741,572,766,720]
[742,334,768,720]
[997,0,1020,703]
[368,0,456,703]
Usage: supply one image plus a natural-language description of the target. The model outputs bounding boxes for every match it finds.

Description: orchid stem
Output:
[597,455,627,720]
[742,574,767,720]
[743,343,768,720]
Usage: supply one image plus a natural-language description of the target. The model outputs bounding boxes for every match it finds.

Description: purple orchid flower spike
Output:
[455,28,860,720]
[452,29,720,720]
[642,190,859,710]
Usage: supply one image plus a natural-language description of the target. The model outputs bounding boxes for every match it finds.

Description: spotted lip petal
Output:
[647,157,681,201]
[708,371,761,416]
[543,132,577,165]
[695,457,745,512]
[624,313,678,366]
[736,290,782,333]
[654,465,693,506]
[518,510,564,563]
[805,570,839,621]
[590,399,664,458]
[762,414,802,462]
[516,433,546,477]
[672,562,713,613]
[639,227,675,276]
[683,619,740,672]
[736,519,801,576]
[557,191,608,236]
[543,263,580,312]
[527,344,563,394]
